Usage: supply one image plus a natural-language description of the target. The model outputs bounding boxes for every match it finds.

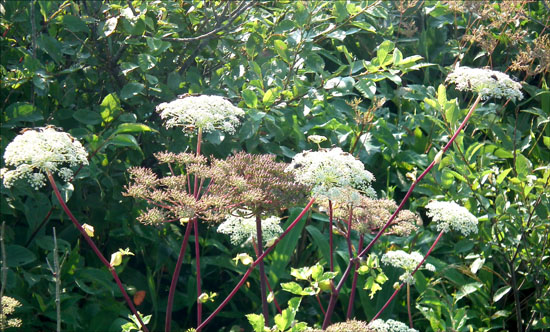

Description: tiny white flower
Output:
[446,66,523,102]
[381,250,434,285]
[286,147,375,204]
[426,201,478,236]
[1,127,88,189]
[368,318,418,332]
[217,213,283,247]
[156,95,245,134]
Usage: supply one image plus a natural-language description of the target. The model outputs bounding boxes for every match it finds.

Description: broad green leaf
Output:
[6,245,37,267]
[242,89,258,108]
[100,93,121,123]
[515,153,532,180]
[138,53,157,71]
[121,62,139,75]
[355,79,376,99]
[73,108,102,125]
[120,82,145,100]
[101,17,118,38]
[437,84,447,107]
[274,39,290,63]
[3,102,43,123]
[63,15,90,33]
[146,37,171,54]
[246,314,266,332]
[455,282,482,302]
[114,123,156,135]
[37,35,62,63]
[281,281,304,295]
[376,40,395,67]
[392,48,403,65]
[109,134,141,150]
[493,286,511,302]
[262,88,277,106]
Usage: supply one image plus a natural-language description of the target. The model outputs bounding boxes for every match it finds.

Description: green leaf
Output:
[6,245,37,267]
[3,102,44,123]
[437,84,447,107]
[515,153,532,180]
[246,314,266,332]
[242,89,258,108]
[493,286,511,302]
[113,123,157,135]
[121,62,139,76]
[37,34,63,63]
[63,15,90,33]
[455,282,482,302]
[100,17,118,38]
[392,48,403,65]
[281,282,304,295]
[73,108,102,125]
[376,40,395,67]
[262,88,277,106]
[100,93,121,123]
[355,79,376,99]
[109,134,141,150]
[146,37,171,54]
[274,39,290,63]
[120,82,145,100]
[138,53,157,71]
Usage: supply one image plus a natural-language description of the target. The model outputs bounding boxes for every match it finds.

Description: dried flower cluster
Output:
[156,95,245,134]
[368,318,419,332]
[425,201,478,236]
[446,66,523,102]
[217,213,283,247]
[210,152,309,216]
[381,250,435,284]
[124,152,231,224]
[511,34,550,76]
[326,197,419,236]
[286,147,375,204]
[1,127,88,189]
[322,319,370,332]
[1,296,22,329]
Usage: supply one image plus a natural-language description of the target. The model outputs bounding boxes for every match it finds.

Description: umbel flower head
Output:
[1,296,22,329]
[368,318,419,332]
[156,94,245,134]
[209,152,309,216]
[286,147,375,204]
[446,66,523,102]
[425,200,478,236]
[1,127,88,189]
[381,250,435,285]
[328,196,419,236]
[217,212,283,247]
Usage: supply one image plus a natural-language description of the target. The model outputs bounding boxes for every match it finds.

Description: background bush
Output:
[1,1,549,331]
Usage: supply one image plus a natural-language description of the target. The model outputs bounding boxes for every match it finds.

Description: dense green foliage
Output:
[1,1,549,331]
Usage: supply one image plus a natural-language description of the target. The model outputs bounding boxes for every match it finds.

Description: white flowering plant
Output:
[156,95,245,134]
[381,250,435,285]
[1,127,88,189]
[446,66,523,102]
[425,201,478,236]
[217,214,283,247]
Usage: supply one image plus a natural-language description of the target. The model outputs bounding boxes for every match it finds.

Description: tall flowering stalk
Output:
[127,94,245,332]
[0,127,149,332]
[321,66,523,329]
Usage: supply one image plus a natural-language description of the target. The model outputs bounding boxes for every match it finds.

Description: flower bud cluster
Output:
[286,147,375,204]
[156,95,245,134]
[425,200,478,236]
[381,250,435,285]
[367,318,419,332]
[446,66,523,101]
[1,127,88,189]
[217,213,283,247]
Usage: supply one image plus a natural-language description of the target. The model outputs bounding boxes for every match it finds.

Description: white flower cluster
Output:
[1,127,88,189]
[286,147,375,204]
[381,250,435,285]
[217,214,283,247]
[156,95,245,134]
[446,66,523,102]
[368,319,418,332]
[426,201,478,236]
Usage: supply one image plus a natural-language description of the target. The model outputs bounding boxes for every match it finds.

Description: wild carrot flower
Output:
[156,95,245,134]
[286,147,375,204]
[381,250,435,285]
[446,66,523,101]
[1,296,22,329]
[1,127,88,189]
[425,201,478,236]
[217,213,283,247]
[368,318,419,332]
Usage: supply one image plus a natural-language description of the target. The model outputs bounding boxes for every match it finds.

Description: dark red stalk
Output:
[370,230,445,321]
[165,219,194,332]
[347,235,364,320]
[329,200,334,272]
[47,172,149,332]
[324,94,482,327]
[322,260,354,328]
[196,198,315,330]
[256,214,269,323]
[316,294,326,315]
[194,218,203,330]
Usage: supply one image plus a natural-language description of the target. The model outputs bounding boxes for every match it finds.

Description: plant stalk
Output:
[165,219,194,332]
[196,198,315,330]
[194,218,203,330]
[47,172,149,332]
[53,228,61,332]
[346,235,364,320]
[329,200,334,272]
[0,221,7,332]
[256,214,269,324]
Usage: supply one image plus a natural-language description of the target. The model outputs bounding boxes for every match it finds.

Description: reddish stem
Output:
[194,218,203,330]
[370,230,445,321]
[329,200,334,272]
[256,215,269,323]
[347,235,364,320]
[165,219,194,332]
[316,294,326,315]
[196,198,315,330]
[47,172,149,332]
